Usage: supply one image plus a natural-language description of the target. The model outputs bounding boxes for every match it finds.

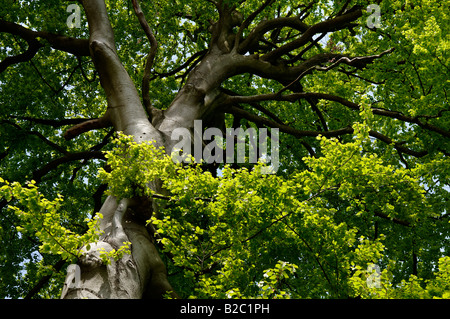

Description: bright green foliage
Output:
[0,177,131,267]
[98,124,449,298]
[96,240,132,265]
[0,178,102,263]
[349,256,450,299]
[98,134,169,199]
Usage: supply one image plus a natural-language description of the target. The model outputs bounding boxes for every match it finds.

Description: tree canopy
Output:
[0,0,449,299]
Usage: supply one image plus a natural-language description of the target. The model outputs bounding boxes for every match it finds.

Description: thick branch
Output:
[371,108,450,139]
[238,15,309,54]
[282,48,395,92]
[233,53,322,86]
[227,105,428,158]
[63,116,112,140]
[0,35,42,73]
[261,7,362,62]
[234,0,275,49]
[81,0,161,142]
[368,130,428,157]
[220,87,284,124]
[227,105,353,138]
[227,91,450,139]
[0,19,90,57]
[232,46,393,92]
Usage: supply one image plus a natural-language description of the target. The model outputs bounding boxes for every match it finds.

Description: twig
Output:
[131,0,158,118]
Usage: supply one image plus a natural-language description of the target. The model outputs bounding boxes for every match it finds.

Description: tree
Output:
[0,0,448,299]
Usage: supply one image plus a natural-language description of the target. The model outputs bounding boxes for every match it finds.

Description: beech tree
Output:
[0,0,449,299]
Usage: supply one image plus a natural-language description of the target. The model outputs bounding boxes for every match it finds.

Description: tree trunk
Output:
[60,0,234,299]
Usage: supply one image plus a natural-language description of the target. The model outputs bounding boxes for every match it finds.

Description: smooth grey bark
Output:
[60,0,236,299]
[61,0,172,299]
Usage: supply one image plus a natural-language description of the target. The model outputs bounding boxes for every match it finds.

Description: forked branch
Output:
[261,7,362,62]
[0,19,90,72]
[234,0,275,49]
